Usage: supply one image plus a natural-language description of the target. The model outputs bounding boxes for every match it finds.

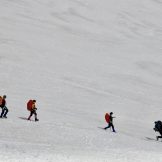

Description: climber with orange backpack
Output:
[27,100,39,121]
[0,95,9,118]
[104,112,116,132]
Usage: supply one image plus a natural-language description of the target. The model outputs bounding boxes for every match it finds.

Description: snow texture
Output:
[0,0,162,161]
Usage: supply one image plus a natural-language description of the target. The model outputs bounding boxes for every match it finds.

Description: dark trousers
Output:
[157,136,162,139]
[28,109,37,120]
[0,106,8,118]
[104,123,115,132]
[157,131,162,140]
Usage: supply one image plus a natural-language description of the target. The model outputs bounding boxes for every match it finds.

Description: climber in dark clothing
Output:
[104,112,116,132]
[154,121,162,141]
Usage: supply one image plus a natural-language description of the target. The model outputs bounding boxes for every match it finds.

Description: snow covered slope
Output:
[0,0,162,161]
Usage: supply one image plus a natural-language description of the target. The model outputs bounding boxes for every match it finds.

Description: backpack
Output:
[105,113,110,123]
[0,96,2,106]
[154,121,162,132]
[27,100,33,111]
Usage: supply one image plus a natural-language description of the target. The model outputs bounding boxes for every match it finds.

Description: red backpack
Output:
[105,113,110,123]
[0,96,2,106]
[27,100,33,111]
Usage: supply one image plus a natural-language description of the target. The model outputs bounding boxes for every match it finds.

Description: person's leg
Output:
[104,123,110,130]
[3,107,8,118]
[34,111,38,121]
[156,131,162,140]
[111,124,116,132]
[0,108,5,117]
[28,111,33,120]
[156,136,162,140]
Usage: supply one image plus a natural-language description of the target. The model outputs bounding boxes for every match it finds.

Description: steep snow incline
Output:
[0,0,162,161]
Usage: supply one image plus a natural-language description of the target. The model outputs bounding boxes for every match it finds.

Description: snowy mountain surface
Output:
[0,0,162,161]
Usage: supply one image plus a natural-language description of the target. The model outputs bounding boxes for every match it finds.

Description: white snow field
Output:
[0,0,162,161]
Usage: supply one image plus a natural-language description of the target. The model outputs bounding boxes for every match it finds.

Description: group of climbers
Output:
[104,112,162,141]
[1,94,161,140]
[0,95,39,122]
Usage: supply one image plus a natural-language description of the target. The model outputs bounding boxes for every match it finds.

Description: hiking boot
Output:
[35,119,39,122]
[156,136,159,141]
[3,116,7,118]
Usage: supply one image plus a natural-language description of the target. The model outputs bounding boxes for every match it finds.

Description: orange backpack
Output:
[27,100,33,111]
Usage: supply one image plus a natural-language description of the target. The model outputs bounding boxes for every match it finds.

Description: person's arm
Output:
[32,103,37,110]
[32,103,35,109]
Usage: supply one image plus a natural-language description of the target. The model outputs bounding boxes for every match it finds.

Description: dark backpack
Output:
[154,121,162,132]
